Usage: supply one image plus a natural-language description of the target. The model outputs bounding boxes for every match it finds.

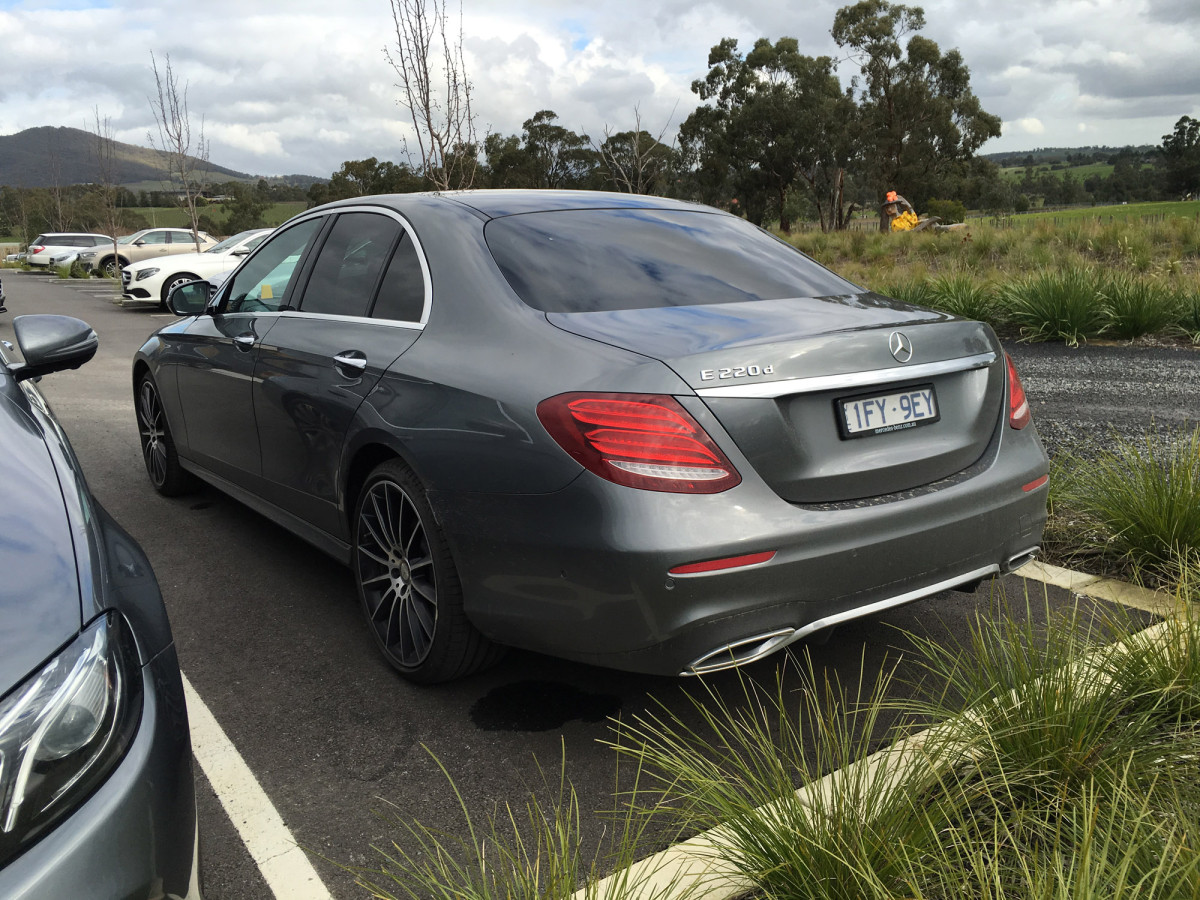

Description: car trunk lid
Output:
[548,295,1005,502]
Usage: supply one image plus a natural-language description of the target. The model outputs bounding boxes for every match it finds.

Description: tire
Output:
[161,272,200,308]
[353,460,503,683]
[101,256,128,279]
[135,373,198,496]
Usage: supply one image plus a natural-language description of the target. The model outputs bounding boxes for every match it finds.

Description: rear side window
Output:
[298,212,400,318]
[371,235,424,323]
[485,209,856,313]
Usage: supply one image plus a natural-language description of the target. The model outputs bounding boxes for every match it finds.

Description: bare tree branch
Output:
[148,52,210,250]
[89,108,123,277]
[594,103,678,195]
[384,0,477,190]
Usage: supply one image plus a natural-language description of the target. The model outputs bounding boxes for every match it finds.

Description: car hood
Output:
[0,388,81,696]
[127,250,226,272]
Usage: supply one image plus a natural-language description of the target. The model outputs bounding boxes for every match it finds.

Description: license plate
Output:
[838,384,939,438]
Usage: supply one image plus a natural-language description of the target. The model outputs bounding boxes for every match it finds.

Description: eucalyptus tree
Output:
[680,37,853,232]
[832,0,1000,228]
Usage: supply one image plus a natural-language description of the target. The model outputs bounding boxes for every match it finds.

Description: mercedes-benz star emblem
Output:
[889,331,913,363]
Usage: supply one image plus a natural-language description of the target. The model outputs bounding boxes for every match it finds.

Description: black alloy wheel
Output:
[136,374,197,496]
[353,460,501,683]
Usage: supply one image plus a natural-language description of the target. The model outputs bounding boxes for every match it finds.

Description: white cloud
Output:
[1008,118,1046,135]
[0,0,1194,175]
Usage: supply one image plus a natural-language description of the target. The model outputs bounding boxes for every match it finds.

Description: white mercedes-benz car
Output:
[121,228,272,307]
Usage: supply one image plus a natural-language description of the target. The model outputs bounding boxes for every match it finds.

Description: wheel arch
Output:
[342,438,423,535]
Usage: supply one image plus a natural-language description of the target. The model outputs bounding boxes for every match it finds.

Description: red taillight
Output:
[30,245,46,255]
[1005,353,1030,430]
[537,392,741,493]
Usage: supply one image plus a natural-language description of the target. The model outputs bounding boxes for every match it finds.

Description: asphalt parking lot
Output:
[2,270,1196,899]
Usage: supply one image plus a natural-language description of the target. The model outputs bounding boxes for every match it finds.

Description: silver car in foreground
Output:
[134,190,1048,683]
[1,316,200,897]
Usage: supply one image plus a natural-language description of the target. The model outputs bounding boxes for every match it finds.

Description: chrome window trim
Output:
[284,204,432,326]
[274,310,424,331]
[694,350,997,399]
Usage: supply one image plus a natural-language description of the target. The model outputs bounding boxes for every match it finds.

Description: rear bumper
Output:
[434,423,1049,676]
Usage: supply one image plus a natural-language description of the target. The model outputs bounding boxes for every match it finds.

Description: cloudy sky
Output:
[1,0,1197,178]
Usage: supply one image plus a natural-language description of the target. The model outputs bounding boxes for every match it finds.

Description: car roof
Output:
[313,189,716,221]
[34,232,111,240]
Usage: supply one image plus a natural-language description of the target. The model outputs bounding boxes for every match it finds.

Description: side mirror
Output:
[167,280,211,316]
[133,239,146,246]
[9,315,98,382]
[231,248,250,257]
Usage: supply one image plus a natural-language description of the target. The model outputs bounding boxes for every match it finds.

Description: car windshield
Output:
[205,231,261,254]
[117,234,137,244]
[484,209,857,313]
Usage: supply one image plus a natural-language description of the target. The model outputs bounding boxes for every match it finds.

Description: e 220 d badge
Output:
[700,364,775,381]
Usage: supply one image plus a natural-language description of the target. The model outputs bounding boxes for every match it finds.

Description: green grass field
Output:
[122,200,308,232]
[1000,162,1115,182]
[998,199,1200,225]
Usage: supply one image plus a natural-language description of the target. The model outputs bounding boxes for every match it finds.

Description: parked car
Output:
[0,272,6,312]
[136,190,1049,683]
[1,315,200,897]
[24,233,112,268]
[88,229,217,278]
[122,228,272,307]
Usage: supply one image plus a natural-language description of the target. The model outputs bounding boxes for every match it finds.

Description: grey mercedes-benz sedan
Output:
[133,190,1048,683]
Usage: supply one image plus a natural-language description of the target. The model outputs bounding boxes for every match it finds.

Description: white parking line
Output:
[181,673,334,900]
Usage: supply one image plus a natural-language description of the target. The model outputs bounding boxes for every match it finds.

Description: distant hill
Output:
[0,125,253,188]
[982,145,1158,168]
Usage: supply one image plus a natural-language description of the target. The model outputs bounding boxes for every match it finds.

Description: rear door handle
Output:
[334,351,367,376]
[233,333,256,351]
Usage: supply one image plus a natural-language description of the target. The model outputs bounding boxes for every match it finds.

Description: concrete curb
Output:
[578,562,1186,900]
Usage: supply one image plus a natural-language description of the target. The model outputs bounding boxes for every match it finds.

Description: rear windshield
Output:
[484,208,856,313]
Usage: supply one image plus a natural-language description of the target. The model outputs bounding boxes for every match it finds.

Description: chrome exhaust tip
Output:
[683,629,795,676]
[1004,546,1040,572]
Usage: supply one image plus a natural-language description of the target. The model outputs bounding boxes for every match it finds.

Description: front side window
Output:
[297,213,400,318]
[140,231,170,245]
[224,218,322,314]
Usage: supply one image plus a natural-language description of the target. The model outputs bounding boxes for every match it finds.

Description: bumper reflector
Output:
[1022,474,1049,492]
[669,551,776,576]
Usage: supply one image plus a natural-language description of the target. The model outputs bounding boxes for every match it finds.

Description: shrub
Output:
[925,198,966,223]
[1001,267,1107,345]
[1053,427,1200,581]
[1173,288,1200,342]
[613,595,1200,900]
[348,749,683,900]
[924,272,997,322]
[1101,275,1180,339]
[877,278,928,307]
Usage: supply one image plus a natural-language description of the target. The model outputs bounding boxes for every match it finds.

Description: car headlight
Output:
[0,613,143,866]
[135,268,160,281]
